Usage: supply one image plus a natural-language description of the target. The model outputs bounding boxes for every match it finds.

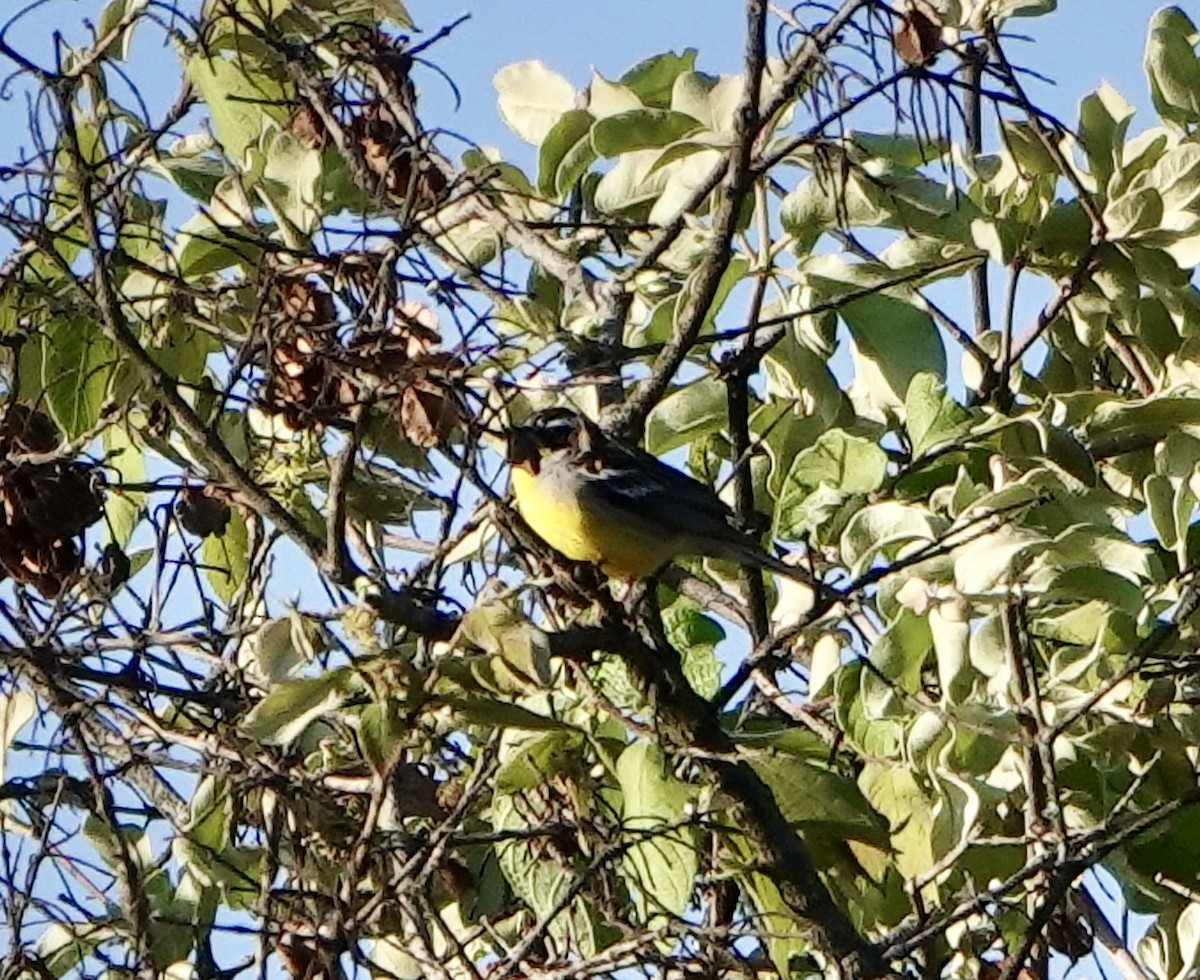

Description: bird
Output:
[505,406,815,584]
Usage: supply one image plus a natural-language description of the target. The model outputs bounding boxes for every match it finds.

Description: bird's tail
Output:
[707,537,817,587]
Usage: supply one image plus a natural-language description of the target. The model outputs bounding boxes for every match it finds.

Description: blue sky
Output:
[399,0,1159,166]
[0,2,1162,175]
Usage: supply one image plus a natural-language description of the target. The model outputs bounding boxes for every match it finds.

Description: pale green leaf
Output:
[777,430,888,539]
[644,378,727,454]
[842,294,946,420]
[186,52,288,163]
[1145,7,1200,130]
[41,318,118,439]
[905,372,973,457]
[586,73,644,118]
[494,61,577,146]
[242,668,352,745]
[617,742,698,918]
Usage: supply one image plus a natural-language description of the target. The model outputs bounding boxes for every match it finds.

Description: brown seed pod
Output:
[147,400,171,439]
[287,100,327,150]
[175,485,232,539]
[0,405,61,455]
[398,376,461,448]
[2,538,84,598]
[893,1,943,67]
[394,301,441,358]
[0,463,105,544]
[436,858,476,900]
[278,278,337,327]
[97,542,132,591]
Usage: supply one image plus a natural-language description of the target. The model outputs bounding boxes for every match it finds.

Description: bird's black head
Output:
[506,406,588,470]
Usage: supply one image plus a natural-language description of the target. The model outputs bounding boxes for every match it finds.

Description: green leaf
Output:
[860,763,936,883]
[370,0,415,28]
[586,72,644,118]
[738,864,812,976]
[150,152,225,202]
[238,612,326,683]
[35,923,106,977]
[41,317,119,438]
[842,294,946,420]
[751,750,889,845]
[1000,120,1059,176]
[851,132,945,168]
[101,426,145,549]
[840,502,939,578]
[591,109,704,157]
[905,372,973,458]
[981,0,1056,21]
[1085,392,1200,447]
[616,742,698,918]
[537,109,596,198]
[670,70,719,124]
[445,697,573,732]
[455,600,554,694]
[1078,82,1135,189]
[242,668,352,745]
[202,507,249,604]
[620,50,698,109]
[780,172,877,252]
[343,476,424,525]
[186,51,288,163]
[593,148,673,213]
[1145,7,1200,130]
[952,524,1046,594]
[1040,566,1146,618]
[259,129,325,232]
[870,611,932,695]
[492,792,613,956]
[644,378,727,454]
[663,599,725,699]
[930,605,972,704]
[495,730,585,793]
[776,430,888,538]
[0,690,35,782]
[175,211,259,278]
[494,61,577,146]
[1105,186,1164,239]
[97,0,149,59]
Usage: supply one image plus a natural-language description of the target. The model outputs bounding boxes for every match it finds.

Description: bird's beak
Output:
[506,426,540,471]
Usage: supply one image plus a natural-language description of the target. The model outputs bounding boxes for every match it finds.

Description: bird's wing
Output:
[579,440,752,542]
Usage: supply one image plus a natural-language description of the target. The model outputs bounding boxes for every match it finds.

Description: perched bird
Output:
[506,406,813,583]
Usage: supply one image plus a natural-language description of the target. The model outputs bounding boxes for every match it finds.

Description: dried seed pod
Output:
[147,400,171,439]
[279,278,337,327]
[96,542,132,591]
[287,100,327,150]
[353,108,402,181]
[2,538,84,598]
[893,1,943,67]
[0,463,105,544]
[0,405,61,455]
[436,858,476,900]
[392,762,446,820]
[394,301,441,358]
[175,485,232,539]
[398,376,461,448]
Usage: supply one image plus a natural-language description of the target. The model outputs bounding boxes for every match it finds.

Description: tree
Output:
[1,0,1199,977]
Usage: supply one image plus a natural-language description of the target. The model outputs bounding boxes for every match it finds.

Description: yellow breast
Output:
[510,466,674,579]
